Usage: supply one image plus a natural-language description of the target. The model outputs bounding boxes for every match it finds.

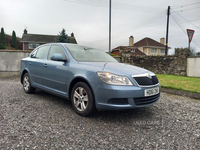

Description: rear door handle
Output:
[44,64,47,67]
[29,62,31,65]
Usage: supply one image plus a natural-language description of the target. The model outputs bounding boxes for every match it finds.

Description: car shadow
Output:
[33,89,161,126]
[33,89,72,107]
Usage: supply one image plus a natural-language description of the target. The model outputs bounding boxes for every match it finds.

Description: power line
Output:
[171,2,200,8]
[171,14,186,34]
[171,14,200,48]
[90,14,165,43]
[171,6,200,13]
[171,8,200,30]
[64,0,165,14]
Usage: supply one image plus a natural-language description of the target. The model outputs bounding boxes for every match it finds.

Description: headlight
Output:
[97,72,133,85]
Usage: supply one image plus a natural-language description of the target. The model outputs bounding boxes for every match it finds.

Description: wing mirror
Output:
[50,54,67,62]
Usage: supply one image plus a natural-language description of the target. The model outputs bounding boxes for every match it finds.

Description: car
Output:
[20,43,161,116]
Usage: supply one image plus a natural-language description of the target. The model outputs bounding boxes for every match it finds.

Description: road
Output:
[0,77,199,149]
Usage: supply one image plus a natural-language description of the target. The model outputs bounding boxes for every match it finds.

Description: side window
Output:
[35,46,49,59]
[30,49,38,58]
[47,45,66,60]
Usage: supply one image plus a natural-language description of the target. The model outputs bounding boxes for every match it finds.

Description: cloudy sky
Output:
[1,0,200,54]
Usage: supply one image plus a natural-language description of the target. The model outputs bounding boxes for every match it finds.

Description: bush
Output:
[0,43,5,49]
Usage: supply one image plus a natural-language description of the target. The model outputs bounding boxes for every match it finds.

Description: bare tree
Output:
[190,47,196,56]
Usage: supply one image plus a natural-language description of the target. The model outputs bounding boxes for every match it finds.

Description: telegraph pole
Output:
[109,0,111,55]
[165,6,170,55]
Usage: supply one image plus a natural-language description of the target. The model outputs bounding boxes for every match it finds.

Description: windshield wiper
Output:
[83,48,93,50]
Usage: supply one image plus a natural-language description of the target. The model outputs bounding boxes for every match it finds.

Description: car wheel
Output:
[23,73,36,94]
[71,82,96,116]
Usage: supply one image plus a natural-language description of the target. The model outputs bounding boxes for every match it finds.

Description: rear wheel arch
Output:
[21,70,28,84]
[22,72,36,94]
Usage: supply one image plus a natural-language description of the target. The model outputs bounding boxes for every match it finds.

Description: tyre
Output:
[71,82,96,116]
[23,73,36,94]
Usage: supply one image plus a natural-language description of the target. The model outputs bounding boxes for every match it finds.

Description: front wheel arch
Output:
[68,77,95,101]
[71,81,96,116]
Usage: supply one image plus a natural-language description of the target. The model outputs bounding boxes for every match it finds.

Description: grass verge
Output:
[156,74,200,94]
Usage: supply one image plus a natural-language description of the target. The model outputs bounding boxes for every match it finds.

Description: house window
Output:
[131,48,135,52]
[29,43,39,49]
[151,48,157,54]
[160,49,165,54]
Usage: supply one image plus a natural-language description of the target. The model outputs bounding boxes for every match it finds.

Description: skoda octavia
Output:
[20,43,160,116]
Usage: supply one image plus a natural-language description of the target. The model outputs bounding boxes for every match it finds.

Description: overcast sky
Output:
[1,0,200,54]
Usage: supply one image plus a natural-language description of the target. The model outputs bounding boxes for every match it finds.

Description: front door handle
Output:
[29,62,31,65]
[44,64,47,67]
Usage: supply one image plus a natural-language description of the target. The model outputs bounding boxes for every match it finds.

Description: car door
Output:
[28,45,49,86]
[42,44,69,95]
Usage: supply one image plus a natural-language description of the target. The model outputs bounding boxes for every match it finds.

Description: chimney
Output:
[160,37,165,45]
[129,36,134,46]
[71,32,74,37]
[24,29,27,34]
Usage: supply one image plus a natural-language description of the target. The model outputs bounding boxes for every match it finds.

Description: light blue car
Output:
[20,43,160,116]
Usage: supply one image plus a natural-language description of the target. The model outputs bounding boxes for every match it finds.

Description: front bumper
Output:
[90,83,161,110]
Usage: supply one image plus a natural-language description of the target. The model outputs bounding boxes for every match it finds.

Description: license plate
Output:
[144,87,159,97]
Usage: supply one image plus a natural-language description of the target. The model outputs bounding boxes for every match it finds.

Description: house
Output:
[20,29,77,50]
[112,36,169,56]
[112,46,146,56]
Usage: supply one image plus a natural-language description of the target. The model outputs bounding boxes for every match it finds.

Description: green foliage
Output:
[189,47,196,56]
[0,27,6,49]
[196,52,200,56]
[11,30,17,49]
[156,74,200,94]
[56,29,70,43]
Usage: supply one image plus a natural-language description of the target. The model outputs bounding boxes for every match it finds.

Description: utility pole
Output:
[165,6,170,56]
[109,0,111,55]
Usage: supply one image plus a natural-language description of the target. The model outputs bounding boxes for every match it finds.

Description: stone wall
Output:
[118,48,191,76]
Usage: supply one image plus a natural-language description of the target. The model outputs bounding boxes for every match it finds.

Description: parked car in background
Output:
[20,43,160,116]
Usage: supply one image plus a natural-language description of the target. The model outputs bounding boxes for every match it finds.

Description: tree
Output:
[196,52,200,56]
[0,27,6,49]
[189,47,196,56]
[11,30,17,49]
[56,29,70,43]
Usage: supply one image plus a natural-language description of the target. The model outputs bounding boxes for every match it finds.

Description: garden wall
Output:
[116,48,191,76]
[0,50,31,77]
[187,56,200,77]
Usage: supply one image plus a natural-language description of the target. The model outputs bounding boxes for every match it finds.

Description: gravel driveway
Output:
[0,77,200,149]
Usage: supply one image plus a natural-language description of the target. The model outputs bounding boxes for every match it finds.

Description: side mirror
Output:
[50,54,67,62]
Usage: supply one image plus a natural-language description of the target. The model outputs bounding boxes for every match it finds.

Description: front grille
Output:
[107,98,128,105]
[133,76,159,86]
[134,93,160,106]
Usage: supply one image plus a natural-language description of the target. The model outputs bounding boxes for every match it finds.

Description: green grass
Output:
[156,74,200,94]
[111,53,119,56]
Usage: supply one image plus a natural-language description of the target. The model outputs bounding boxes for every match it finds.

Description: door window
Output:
[35,46,49,59]
[48,45,66,60]
[30,49,38,58]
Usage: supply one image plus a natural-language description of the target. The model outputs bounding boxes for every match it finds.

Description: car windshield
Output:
[65,45,118,62]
